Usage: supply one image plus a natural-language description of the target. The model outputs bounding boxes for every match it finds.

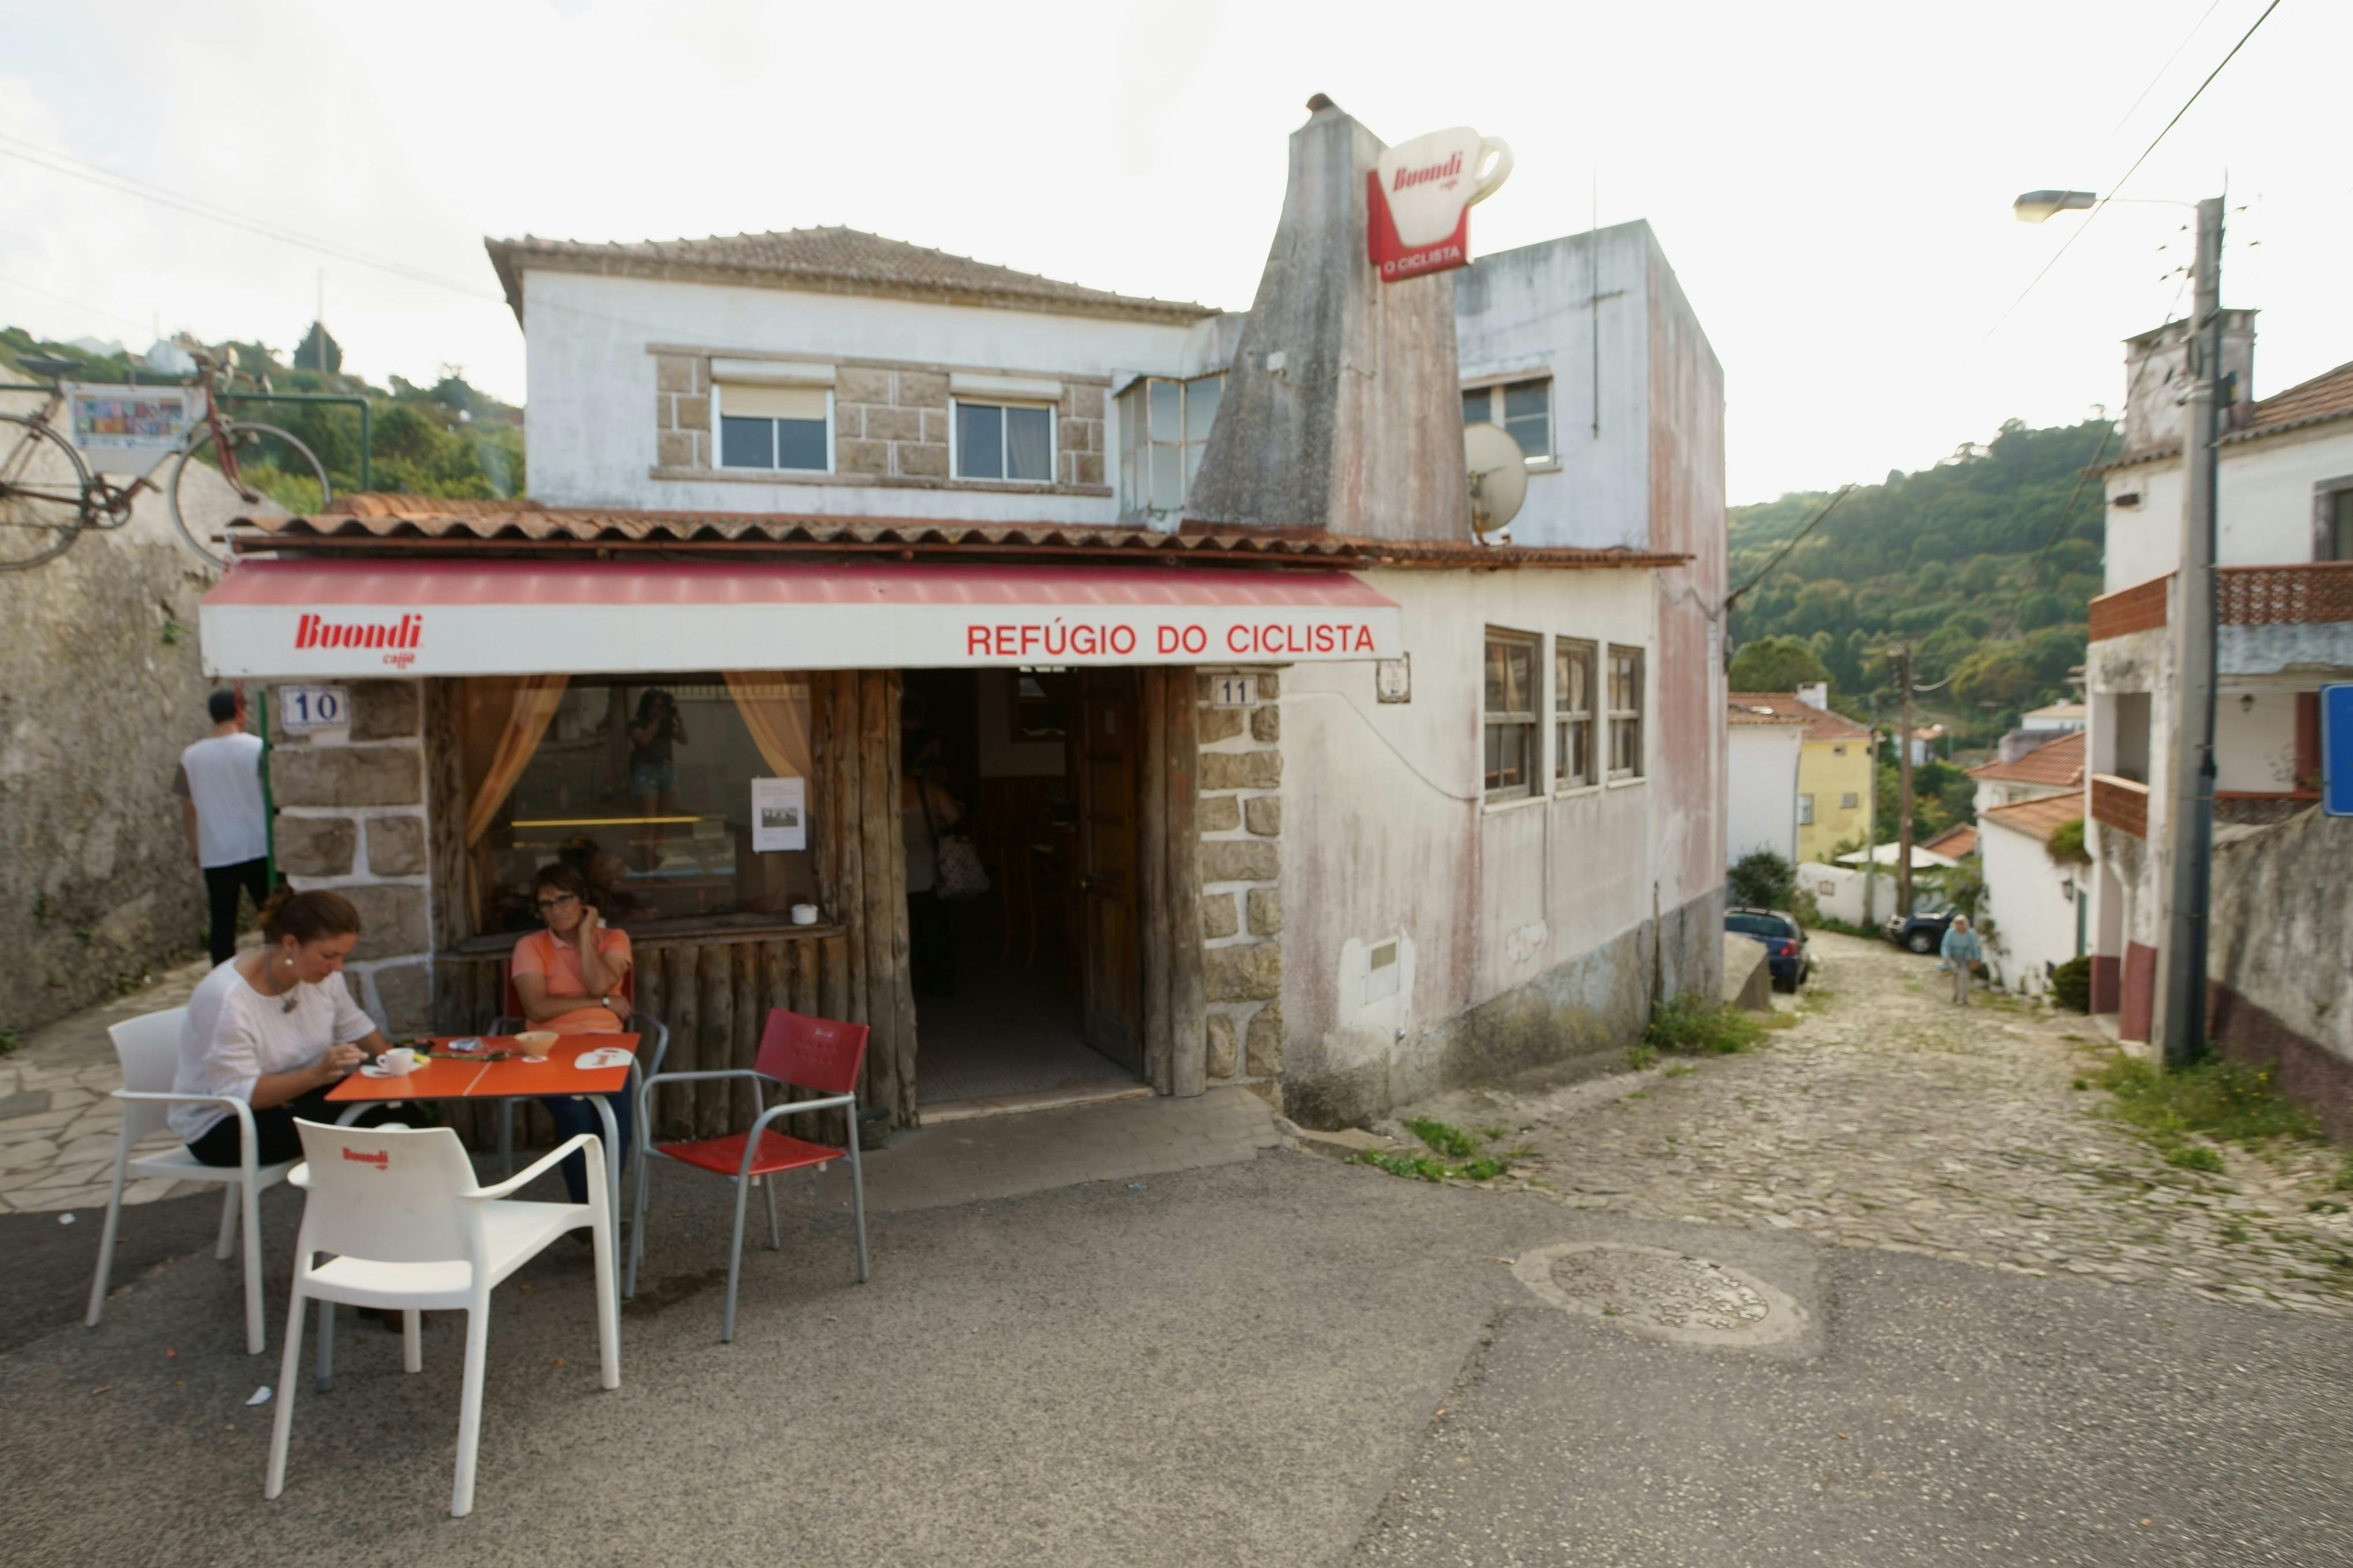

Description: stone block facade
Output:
[267,680,435,1036]
[649,350,1109,494]
[1197,670,1283,1094]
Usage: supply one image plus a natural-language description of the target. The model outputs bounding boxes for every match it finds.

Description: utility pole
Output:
[1895,646,1916,919]
[2153,196,2225,1068]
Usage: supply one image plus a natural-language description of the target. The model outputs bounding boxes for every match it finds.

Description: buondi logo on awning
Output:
[293,612,424,669]
[1366,126,1513,282]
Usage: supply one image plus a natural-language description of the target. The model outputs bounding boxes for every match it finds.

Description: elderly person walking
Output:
[1940,915,1983,1006]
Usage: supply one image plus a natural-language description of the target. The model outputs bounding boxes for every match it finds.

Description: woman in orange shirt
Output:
[511,863,634,1203]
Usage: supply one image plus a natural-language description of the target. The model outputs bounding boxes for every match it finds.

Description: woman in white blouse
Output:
[174,888,394,1166]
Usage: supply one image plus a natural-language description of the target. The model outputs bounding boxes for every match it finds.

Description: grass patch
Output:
[2334,1154,2353,1192]
[1758,1012,1801,1031]
[1356,1150,1451,1181]
[1626,1042,1659,1072]
[1644,995,1769,1056]
[1662,1064,1696,1078]
[2090,1053,2321,1171]
[1406,1117,1478,1159]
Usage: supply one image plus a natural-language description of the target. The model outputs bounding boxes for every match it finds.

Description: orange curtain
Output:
[724,672,814,778]
[462,674,571,845]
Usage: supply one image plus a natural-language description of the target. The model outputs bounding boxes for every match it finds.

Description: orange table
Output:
[328,1036,640,1289]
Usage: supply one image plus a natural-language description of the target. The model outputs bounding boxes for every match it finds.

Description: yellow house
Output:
[1726,687,1875,864]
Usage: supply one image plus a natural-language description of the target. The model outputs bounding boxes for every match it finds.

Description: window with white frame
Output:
[1607,646,1645,779]
[717,384,830,471]
[954,400,1055,482]
[1461,377,1553,464]
[1484,631,1539,801]
[1116,373,1223,517]
[1799,794,1815,826]
[1553,637,1597,789]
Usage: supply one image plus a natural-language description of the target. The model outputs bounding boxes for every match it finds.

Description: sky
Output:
[1,0,2345,504]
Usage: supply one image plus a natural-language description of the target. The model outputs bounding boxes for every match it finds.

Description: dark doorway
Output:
[901,667,1145,1111]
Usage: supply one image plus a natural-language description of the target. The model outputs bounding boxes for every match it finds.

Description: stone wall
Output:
[2208,806,2353,1138]
[266,680,435,1036]
[1196,670,1284,1092]
[651,350,1108,493]
[0,400,245,1037]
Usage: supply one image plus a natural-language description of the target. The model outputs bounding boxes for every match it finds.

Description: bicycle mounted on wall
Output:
[0,348,331,571]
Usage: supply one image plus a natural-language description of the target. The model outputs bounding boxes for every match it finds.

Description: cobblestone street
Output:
[1391,931,2353,1321]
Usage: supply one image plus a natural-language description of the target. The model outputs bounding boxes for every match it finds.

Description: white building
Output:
[1726,700,1807,866]
[1967,729,2084,818]
[2084,318,2352,1130]
[204,99,1730,1131]
[1976,794,2084,997]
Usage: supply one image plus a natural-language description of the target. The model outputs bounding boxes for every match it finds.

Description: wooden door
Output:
[1076,669,1144,1070]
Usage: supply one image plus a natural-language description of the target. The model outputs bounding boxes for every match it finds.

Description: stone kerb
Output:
[1197,670,1284,1091]
[266,680,433,1036]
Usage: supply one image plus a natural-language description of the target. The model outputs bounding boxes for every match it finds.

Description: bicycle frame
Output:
[72,364,243,526]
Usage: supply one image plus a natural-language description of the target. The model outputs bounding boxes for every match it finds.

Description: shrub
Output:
[2093,1055,2320,1152]
[2045,816,2090,866]
[1729,849,1797,912]
[2050,955,2092,1013]
[1643,995,1767,1056]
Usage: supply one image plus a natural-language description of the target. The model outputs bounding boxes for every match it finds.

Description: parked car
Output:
[1725,907,1809,991]
[1884,904,1957,954]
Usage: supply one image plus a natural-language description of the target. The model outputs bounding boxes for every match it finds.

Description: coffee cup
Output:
[516,1030,559,1061]
[376,1046,420,1076]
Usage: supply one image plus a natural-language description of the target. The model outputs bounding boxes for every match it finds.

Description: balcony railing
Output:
[2089,562,2353,643]
[2090,773,2149,838]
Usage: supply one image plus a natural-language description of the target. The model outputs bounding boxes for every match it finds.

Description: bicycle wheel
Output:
[170,420,334,569]
[0,412,92,570]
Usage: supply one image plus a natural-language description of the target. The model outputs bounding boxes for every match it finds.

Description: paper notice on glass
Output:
[751,776,807,852]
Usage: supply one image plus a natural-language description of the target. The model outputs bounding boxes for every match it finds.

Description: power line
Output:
[1976,0,2284,346]
[0,133,503,302]
[0,271,151,335]
[2103,0,2228,142]
[2029,419,2120,575]
[1723,484,1855,612]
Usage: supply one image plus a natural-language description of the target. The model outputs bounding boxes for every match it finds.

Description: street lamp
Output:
[2014,185,2224,1069]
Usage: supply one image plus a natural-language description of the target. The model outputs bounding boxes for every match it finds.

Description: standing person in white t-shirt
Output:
[176,689,270,965]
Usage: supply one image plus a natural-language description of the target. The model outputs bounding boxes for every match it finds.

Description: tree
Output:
[1951,646,2038,711]
[1729,849,1797,912]
[293,320,342,374]
[1728,636,1831,692]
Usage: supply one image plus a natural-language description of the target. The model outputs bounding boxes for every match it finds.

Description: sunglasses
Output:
[535,893,580,911]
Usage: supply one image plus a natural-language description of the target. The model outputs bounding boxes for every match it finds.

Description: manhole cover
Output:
[1512,1241,1807,1348]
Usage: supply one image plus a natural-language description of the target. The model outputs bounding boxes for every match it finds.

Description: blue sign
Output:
[2326,684,2353,818]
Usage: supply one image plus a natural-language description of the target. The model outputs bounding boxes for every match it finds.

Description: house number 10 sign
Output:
[278,684,351,735]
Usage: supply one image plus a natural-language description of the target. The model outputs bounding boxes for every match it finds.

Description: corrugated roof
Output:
[1920,823,1978,860]
[485,226,1218,327]
[224,495,1690,572]
[1725,691,1872,742]
[1966,730,2086,787]
[1979,793,2085,842]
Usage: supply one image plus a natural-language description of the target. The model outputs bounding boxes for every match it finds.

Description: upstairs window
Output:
[955,400,1055,482]
[1462,377,1553,464]
[1117,373,1224,517]
[1554,637,1597,789]
[717,384,830,471]
[1484,631,1539,802]
[1608,647,1645,779]
[2326,485,2353,561]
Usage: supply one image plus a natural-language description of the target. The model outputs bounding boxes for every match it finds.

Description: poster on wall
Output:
[751,775,807,851]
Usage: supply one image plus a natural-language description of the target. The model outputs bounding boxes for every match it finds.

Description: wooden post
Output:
[884,673,918,1126]
[819,932,850,1025]
[833,672,868,1030]
[1166,669,1207,1097]
[731,940,761,1129]
[857,670,901,1121]
[1139,667,1174,1095]
[698,941,735,1139]
[663,942,699,1141]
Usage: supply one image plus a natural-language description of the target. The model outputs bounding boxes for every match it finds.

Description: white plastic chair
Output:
[85,1007,297,1355]
[265,1119,619,1518]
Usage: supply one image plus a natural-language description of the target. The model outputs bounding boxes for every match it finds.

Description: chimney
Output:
[1183,97,1470,541]
[1794,682,1829,712]
[2119,310,2256,459]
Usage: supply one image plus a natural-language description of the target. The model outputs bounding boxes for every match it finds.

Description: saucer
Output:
[358,1064,416,1079]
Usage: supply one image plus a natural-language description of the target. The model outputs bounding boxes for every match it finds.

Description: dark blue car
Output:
[1726,908,1809,991]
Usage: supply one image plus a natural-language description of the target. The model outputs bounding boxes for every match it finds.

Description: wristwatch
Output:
[602,995,620,1015]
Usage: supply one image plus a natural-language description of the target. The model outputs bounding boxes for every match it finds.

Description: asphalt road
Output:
[5,1150,2350,1566]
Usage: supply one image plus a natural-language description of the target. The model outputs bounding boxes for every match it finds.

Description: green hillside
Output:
[1728,417,2111,745]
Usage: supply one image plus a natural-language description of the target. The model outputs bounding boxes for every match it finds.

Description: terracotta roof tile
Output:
[226,495,1689,572]
[1966,730,2085,787]
[1979,793,2086,842]
[1920,823,1977,860]
[2092,357,2353,473]
[1725,691,1872,742]
[484,226,1217,327]
[1728,700,1811,727]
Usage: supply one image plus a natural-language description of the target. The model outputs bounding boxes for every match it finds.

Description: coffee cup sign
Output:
[1367,126,1513,282]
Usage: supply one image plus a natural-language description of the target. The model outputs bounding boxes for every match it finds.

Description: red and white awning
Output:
[200,559,1403,677]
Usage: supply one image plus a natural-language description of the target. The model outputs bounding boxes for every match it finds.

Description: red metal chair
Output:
[629,1008,870,1341]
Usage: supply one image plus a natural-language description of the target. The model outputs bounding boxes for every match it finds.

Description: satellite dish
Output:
[1463,422,1527,541]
